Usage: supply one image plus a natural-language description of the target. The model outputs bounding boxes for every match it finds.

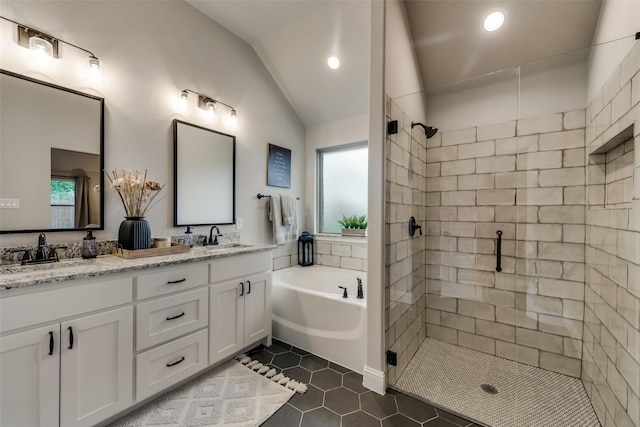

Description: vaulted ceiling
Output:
[189,0,602,127]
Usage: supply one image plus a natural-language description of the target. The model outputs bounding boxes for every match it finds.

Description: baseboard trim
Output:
[363,365,386,395]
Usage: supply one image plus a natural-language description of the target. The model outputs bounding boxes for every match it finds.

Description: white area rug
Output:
[396,338,600,427]
[108,360,294,427]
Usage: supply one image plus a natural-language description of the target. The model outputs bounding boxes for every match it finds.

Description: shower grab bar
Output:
[496,230,502,272]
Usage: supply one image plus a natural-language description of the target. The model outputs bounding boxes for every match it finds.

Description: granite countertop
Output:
[0,243,275,291]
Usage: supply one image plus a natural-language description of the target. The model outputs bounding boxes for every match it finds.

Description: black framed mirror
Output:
[0,69,104,234]
[173,120,236,226]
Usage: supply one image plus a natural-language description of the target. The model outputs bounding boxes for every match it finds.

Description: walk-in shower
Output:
[385,35,639,427]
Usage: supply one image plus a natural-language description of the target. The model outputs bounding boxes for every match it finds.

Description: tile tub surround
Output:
[0,243,274,290]
[271,235,367,272]
[385,98,429,386]
[581,42,640,427]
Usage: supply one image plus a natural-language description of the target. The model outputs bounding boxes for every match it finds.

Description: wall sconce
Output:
[1,16,103,82]
[179,88,238,127]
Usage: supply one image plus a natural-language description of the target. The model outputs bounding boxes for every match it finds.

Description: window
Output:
[318,142,368,233]
[50,178,76,228]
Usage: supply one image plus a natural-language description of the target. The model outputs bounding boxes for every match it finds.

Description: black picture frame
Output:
[267,143,291,188]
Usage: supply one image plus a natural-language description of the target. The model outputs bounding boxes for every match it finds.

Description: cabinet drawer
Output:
[136,329,208,402]
[136,263,208,300]
[1,277,132,333]
[136,288,208,351]
[210,252,271,283]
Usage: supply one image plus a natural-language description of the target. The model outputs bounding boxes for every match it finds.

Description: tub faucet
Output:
[356,277,364,299]
[208,226,222,245]
[338,286,348,298]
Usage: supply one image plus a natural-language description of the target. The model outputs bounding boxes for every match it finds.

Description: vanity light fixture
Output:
[1,16,103,81]
[180,88,238,127]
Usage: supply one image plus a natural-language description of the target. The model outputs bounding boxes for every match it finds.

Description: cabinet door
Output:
[0,324,60,427]
[60,306,133,427]
[244,272,271,345]
[209,280,244,364]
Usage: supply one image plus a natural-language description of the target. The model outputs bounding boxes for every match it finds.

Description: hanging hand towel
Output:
[268,195,297,244]
[280,194,297,225]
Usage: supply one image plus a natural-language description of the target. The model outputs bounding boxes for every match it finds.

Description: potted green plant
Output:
[338,214,368,237]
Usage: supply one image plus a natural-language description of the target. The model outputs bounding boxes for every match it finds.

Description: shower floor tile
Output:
[395,338,600,427]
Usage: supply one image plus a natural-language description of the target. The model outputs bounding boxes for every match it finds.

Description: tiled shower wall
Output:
[272,238,367,271]
[385,98,428,384]
[582,42,640,427]
[424,112,588,378]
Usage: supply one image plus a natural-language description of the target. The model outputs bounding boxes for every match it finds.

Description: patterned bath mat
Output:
[108,357,302,427]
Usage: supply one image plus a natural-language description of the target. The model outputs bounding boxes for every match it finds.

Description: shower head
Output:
[411,122,438,139]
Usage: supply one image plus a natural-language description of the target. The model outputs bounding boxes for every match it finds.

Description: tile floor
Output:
[253,339,481,427]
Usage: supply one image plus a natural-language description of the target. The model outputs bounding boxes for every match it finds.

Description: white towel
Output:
[268,195,297,244]
[280,194,296,225]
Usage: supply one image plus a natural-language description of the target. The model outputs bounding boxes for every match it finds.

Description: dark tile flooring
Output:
[251,339,481,427]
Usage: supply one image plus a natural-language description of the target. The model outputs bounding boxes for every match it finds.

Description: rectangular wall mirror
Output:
[173,120,236,226]
[0,69,104,234]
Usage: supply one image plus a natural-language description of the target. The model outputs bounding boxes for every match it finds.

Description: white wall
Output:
[587,0,640,102]
[0,1,305,247]
[304,114,369,232]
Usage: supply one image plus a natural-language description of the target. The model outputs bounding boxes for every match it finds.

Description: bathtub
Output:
[272,265,366,373]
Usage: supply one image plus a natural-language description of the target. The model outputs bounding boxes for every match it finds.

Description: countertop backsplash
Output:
[0,231,240,265]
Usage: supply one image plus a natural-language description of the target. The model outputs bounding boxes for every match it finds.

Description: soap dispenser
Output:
[82,230,97,259]
[184,226,194,248]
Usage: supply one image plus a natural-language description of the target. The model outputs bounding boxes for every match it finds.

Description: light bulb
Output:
[228,109,238,127]
[85,55,103,83]
[327,56,340,70]
[176,90,189,112]
[484,11,505,32]
[206,101,216,118]
[29,36,54,70]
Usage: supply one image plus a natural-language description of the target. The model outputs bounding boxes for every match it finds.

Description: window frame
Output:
[316,141,368,234]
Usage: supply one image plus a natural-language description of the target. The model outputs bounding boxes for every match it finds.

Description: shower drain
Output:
[480,384,498,394]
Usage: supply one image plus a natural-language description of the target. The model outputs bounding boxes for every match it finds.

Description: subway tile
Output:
[495,135,539,155]
[427,176,458,191]
[617,346,640,396]
[476,319,516,343]
[458,207,495,222]
[563,337,582,359]
[517,113,563,136]
[564,186,586,205]
[476,288,516,308]
[458,173,495,190]
[539,129,586,151]
[441,159,476,176]
[496,341,539,366]
[607,362,628,408]
[538,314,583,340]
[427,146,458,163]
[516,328,563,353]
[458,140,496,159]
[538,277,585,300]
[517,224,562,242]
[563,299,585,320]
[518,151,563,170]
[538,167,585,187]
[440,191,476,206]
[495,171,539,188]
[476,155,517,173]
[538,242,585,263]
[441,312,476,333]
[517,188,564,205]
[496,306,538,330]
[477,121,516,141]
[477,189,516,205]
[458,299,495,321]
[458,238,495,254]
[495,273,538,293]
[457,268,495,287]
[563,110,586,130]
[539,351,581,377]
[427,323,458,344]
[442,127,476,146]
[538,206,585,224]
[426,295,457,313]
[516,293,563,316]
[563,148,586,167]
[458,331,496,354]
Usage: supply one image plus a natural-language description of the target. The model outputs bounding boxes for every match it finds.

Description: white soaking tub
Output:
[271,265,366,373]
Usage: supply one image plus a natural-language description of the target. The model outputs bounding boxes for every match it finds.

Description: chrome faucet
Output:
[208,226,222,245]
[356,276,364,299]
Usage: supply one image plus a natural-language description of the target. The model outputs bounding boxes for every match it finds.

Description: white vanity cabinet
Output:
[0,277,133,427]
[209,252,272,364]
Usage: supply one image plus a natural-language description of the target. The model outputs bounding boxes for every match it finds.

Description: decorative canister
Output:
[118,217,152,250]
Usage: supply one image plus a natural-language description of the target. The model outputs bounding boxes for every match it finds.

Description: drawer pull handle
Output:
[247,280,251,294]
[68,327,74,350]
[240,281,244,296]
[166,356,185,367]
[166,312,186,321]
[167,278,187,284]
[48,331,54,356]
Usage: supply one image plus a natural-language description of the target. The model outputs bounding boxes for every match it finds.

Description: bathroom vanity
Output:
[0,244,273,427]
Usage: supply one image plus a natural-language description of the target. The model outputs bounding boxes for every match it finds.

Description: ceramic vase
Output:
[118,217,152,250]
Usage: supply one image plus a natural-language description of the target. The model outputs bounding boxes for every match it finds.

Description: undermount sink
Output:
[206,243,253,250]
[0,258,93,274]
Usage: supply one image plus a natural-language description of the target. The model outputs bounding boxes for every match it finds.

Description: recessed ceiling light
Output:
[327,56,340,70]
[483,10,505,32]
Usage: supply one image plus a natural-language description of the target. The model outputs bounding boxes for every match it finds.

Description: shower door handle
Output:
[496,230,502,272]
